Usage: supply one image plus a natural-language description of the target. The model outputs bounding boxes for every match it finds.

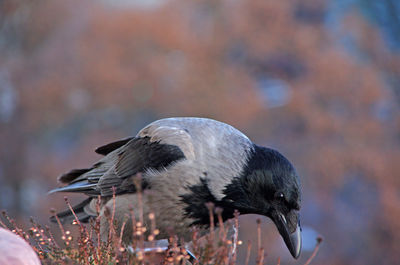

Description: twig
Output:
[206,202,215,241]
[49,208,66,239]
[64,197,82,227]
[108,187,117,243]
[257,247,264,265]
[216,207,226,241]
[244,240,252,265]
[0,216,7,228]
[118,216,128,247]
[303,236,323,265]
[134,173,145,249]
[256,218,263,263]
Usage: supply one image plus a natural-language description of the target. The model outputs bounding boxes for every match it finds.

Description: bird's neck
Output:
[180,178,250,227]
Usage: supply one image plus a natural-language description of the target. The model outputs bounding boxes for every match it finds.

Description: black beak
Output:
[272,210,302,259]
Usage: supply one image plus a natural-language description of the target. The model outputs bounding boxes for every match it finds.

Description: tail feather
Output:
[50,198,94,224]
[48,181,97,194]
[50,138,130,225]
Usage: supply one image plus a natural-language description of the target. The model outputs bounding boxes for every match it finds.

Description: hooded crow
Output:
[50,117,302,258]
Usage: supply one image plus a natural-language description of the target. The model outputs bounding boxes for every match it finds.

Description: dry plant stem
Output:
[149,212,157,265]
[303,236,323,265]
[64,196,91,264]
[86,223,99,265]
[1,189,284,264]
[65,198,91,257]
[180,237,189,265]
[129,207,137,249]
[257,248,264,265]
[94,195,106,264]
[244,241,252,265]
[256,219,262,263]
[51,210,66,239]
[108,187,117,244]
[36,224,49,251]
[111,187,116,222]
[25,221,42,254]
[173,236,179,263]
[191,229,200,265]
[45,225,60,249]
[64,197,82,227]
[88,222,98,258]
[207,203,215,241]
[0,216,7,228]
[2,211,24,237]
[118,217,128,247]
[134,174,145,249]
[216,208,226,241]
[135,174,144,224]
[106,207,117,251]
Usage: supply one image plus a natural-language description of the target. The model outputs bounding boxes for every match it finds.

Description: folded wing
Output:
[50,125,192,223]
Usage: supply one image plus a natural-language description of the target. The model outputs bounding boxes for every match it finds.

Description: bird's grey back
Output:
[138,117,254,199]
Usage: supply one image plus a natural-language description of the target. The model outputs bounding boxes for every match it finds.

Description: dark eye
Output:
[275,192,285,201]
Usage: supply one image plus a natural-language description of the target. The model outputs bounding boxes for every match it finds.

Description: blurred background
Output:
[1,0,400,264]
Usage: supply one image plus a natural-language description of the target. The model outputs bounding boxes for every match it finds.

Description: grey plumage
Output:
[50,117,302,258]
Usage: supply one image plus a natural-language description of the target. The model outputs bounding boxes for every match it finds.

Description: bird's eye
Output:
[275,192,285,201]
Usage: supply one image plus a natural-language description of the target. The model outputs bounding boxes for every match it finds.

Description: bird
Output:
[50,117,302,259]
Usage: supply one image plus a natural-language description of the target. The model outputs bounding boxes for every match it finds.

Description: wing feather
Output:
[52,136,187,197]
[95,137,133,155]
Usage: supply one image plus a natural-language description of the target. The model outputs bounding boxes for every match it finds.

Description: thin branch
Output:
[303,236,323,265]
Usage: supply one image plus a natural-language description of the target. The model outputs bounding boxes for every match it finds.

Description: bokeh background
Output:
[1,0,400,264]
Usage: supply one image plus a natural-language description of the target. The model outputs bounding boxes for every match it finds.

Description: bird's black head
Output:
[222,145,302,259]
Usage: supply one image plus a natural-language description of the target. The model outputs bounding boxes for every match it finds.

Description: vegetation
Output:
[1,193,322,265]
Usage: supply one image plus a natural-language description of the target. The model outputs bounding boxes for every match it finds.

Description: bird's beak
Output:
[271,210,302,259]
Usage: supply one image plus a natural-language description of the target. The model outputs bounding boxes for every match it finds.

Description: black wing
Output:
[94,137,134,156]
[50,136,186,197]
